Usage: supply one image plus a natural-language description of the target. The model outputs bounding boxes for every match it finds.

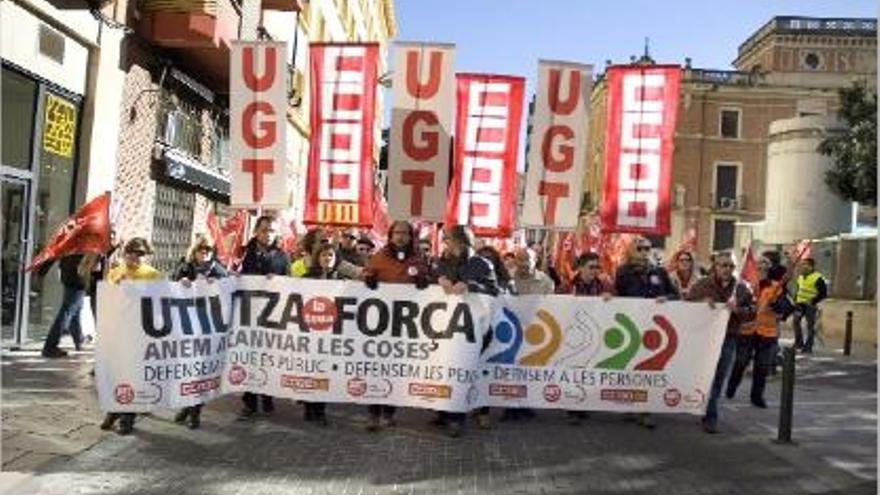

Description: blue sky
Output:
[394,1,876,78]
[387,1,875,171]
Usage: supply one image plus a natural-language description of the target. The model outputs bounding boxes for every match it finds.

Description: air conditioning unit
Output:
[719,197,740,210]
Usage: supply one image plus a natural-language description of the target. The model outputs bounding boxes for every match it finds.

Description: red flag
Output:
[553,231,577,290]
[740,245,759,290]
[445,73,525,237]
[790,239,812,264]
[207,210,247,268]
[600,65,681,236]
[27,192,111,272]
[304,43,379,227]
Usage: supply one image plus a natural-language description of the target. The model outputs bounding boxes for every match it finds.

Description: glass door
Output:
[1,177,30,346]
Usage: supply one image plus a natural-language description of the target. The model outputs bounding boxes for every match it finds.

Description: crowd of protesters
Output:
[38,215,824,439]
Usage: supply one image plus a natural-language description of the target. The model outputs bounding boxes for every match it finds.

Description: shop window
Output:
[1,68,38,169]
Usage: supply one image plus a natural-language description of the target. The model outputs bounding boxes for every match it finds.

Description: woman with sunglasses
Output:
[99,238,161,435]
[170,235,228,429]
[669,251,701,299]
[613,236,679,429]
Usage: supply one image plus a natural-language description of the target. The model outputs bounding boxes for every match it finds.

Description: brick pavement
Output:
[1,343,876,495]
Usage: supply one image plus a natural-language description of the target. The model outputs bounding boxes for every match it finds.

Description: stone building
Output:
[584,16,877,261]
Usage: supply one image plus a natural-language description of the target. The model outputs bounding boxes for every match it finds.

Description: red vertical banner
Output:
[600,65,680,236]
[445,73,525,237]
[305,43,379,227]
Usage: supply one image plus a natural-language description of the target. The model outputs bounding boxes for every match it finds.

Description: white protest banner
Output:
[230,41,290,208]
[96,277,494,413]
[521,60,592,228]
[480,294,727,413]
[96,278,728,415]
[387,42,455,222]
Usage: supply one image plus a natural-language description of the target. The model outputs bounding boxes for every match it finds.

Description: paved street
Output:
[1,340,876,495]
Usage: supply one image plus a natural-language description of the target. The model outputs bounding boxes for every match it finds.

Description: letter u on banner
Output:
[230,42,290,208]
[387,42,455,222]
[304,43,379,227]
[445,73,525,237]
[521,60,592,229]
[600,65,680,236]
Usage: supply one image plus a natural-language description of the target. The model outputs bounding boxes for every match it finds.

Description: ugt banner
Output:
[600,65,680,236]
[96,278,728,415]
[445,73,525,237]
[521,60,592,228]
[230,42,289,208]
[304,43,379,227]
[387,42,455,222]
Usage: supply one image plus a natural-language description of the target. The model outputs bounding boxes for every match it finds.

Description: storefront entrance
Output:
[1,64,81,348]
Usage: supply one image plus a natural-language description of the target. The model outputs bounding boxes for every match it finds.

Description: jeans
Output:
[42,286,85,352]
[704,335,737,425]
[727,335,778,402]
[368,405,396,419]
[792,304,818,350]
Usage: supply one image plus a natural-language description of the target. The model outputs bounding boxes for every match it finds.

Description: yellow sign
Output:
[42,94,77,158]
[317,201,359,224]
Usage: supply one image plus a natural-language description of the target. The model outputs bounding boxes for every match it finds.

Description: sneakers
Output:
[366,415,382,432]
[237,406,257,420]
[41,348,68,359]
[701,418,720,434]
[187,411,201,430]
[100,413,119,431]
[637,414,657,429]
[174,409,189,424]
[750,397,768,409]
[118,415,135,435]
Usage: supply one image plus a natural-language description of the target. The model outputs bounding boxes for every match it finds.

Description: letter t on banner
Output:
[387,42,456,222]
[230,42,290,208]
[521,60,592,228]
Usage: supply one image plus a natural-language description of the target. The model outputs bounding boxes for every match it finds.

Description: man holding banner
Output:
[687,251,756,434]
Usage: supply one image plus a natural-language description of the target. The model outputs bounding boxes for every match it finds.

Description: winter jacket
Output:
[614,262,680,300]
[240,239,290,276]
[687,275,756,336]
[172,259,228,282]
[436,251,500,297]
[572,274,615,297]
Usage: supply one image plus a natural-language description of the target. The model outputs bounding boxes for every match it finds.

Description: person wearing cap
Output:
[356,236,376,262]
[99,237,161,435]
[433,225,500,437]
[361,220,431,431]
[337,228,362,266]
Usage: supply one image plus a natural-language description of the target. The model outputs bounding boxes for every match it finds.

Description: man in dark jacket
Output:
[239,215,290,418]
[687,250,756,433]
[41,255,88,358]
[434,225,499,437]
[613,236,679,429]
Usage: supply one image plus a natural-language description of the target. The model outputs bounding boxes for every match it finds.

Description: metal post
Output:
[843,311,853,356]
[776,346,796,444]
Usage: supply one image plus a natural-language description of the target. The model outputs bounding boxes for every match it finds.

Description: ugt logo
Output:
[487,308,562,366]
[596,313,678,370]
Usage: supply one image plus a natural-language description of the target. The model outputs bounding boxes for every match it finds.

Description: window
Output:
[152,183,195,273]
[712,219,735,251]
[1,68,38,169]
[714,163,739,209]
[719,108,740,139]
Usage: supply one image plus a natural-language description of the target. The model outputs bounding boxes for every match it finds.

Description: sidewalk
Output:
[1,342,876,495]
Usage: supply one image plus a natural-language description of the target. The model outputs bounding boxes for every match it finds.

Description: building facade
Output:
[584,16,876,261]
[1,0,128,347]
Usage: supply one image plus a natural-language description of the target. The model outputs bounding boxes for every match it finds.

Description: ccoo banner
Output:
[521,60,592,228]
[600,65,680,236]
[230,42,289,208]
[304,43,379,227]
[387,42,456,222]
[95,277,728,415]
[445,73,525,237]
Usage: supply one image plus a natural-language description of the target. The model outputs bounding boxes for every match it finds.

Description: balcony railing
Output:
[137,0,240,49]
[158,94,229,176]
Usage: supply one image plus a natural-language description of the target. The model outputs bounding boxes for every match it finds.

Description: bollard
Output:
[776,346,796,444]
[843,311,853,356]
